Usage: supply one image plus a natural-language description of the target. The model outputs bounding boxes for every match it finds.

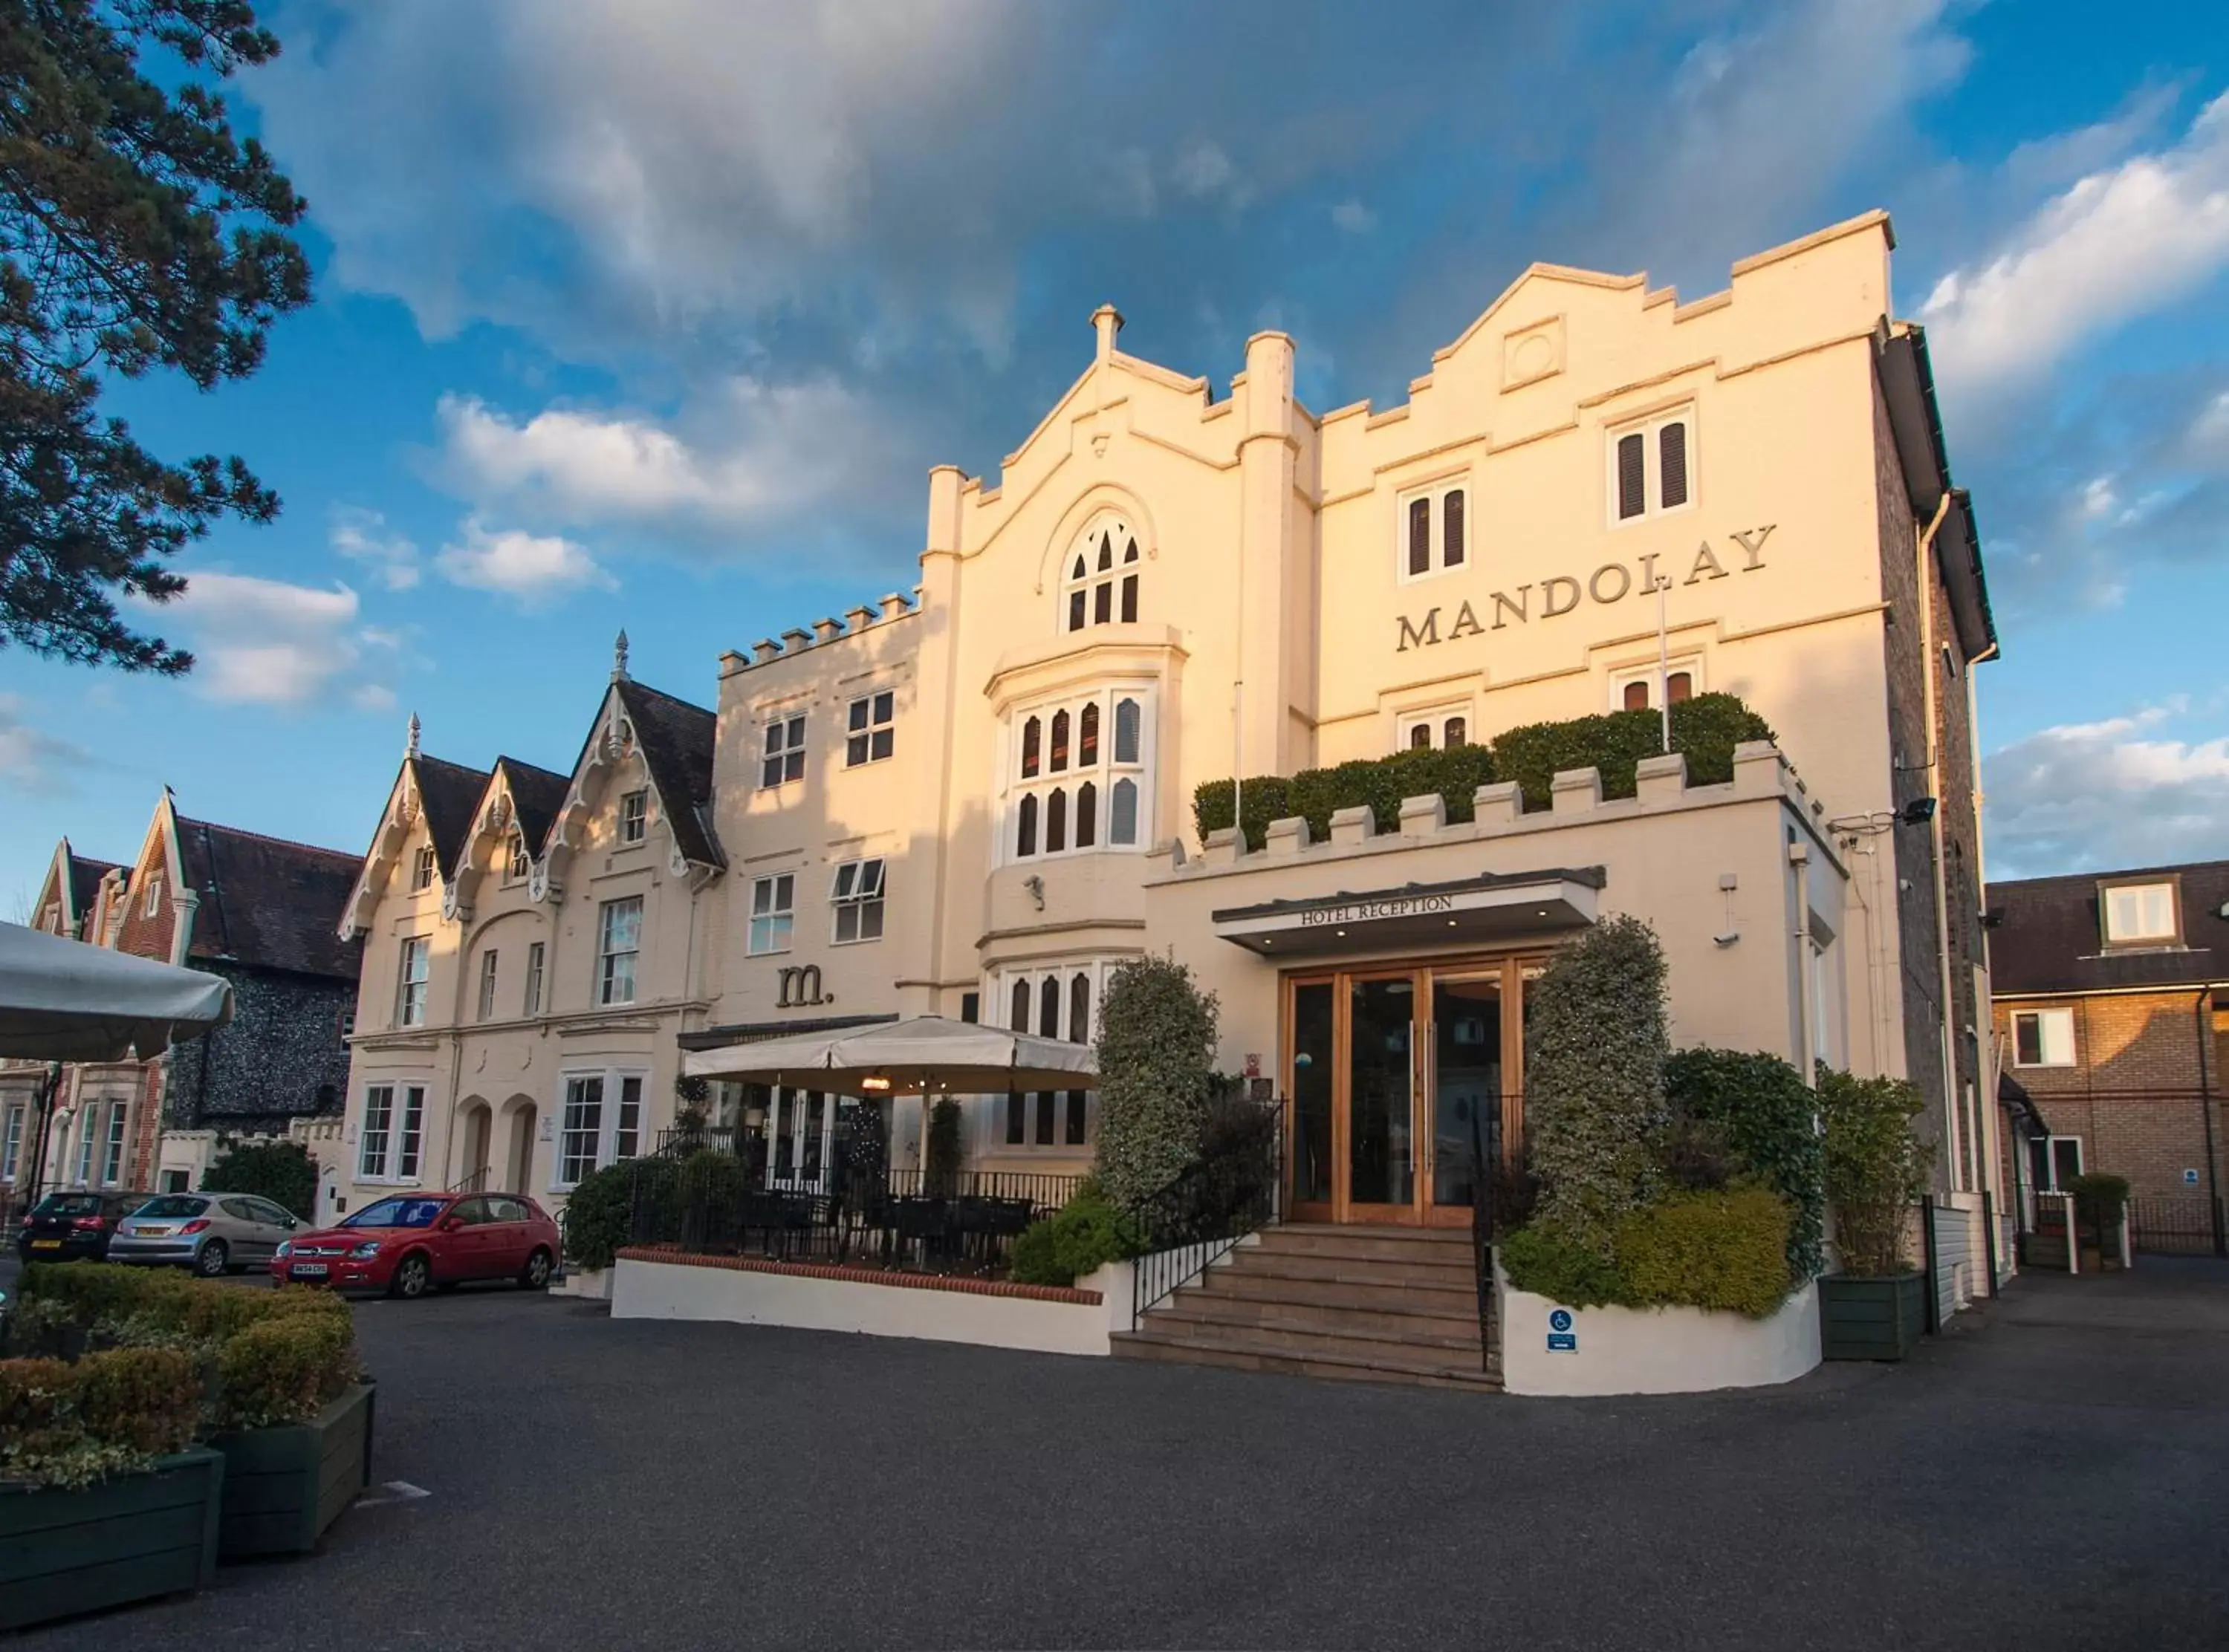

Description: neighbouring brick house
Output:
[1988,859,2229,1248]
[0,792,363,1203]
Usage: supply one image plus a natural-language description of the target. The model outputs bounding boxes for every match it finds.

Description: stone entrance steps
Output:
[1111,1223,1499,1391]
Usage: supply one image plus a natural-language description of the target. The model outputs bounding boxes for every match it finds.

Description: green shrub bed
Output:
[560,1159,638,1271]
[1195,692,1774,845]
[1009,1186,1143,1287]
[1,1266,360,1488]
[1502,1188,1796,1319]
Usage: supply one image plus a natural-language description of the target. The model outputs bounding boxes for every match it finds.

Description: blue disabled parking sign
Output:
[1547,1308,1577,1353]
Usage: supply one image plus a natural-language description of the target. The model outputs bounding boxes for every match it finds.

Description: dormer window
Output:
[2101,879,2178,947]
[412,846,436,891]
[1609,406,1694,524]
[1064,520,1140,631]
[619,790,648,845]
[1398,481,1467,582]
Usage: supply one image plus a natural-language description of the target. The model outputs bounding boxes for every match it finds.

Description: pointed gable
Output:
[611,679,722,869]
[174,816,365,981]
[494,756,570,857]
[413,755,494,878]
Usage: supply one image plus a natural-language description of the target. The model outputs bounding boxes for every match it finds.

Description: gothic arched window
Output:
[1061,518,1142,633]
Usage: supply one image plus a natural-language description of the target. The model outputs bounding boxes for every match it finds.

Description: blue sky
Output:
[5,0,2228,906]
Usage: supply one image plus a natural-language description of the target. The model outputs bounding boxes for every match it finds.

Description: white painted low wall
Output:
[553,1266,612,1301]
[1499,1266,1821,1396]
[611,1255,1135,1358]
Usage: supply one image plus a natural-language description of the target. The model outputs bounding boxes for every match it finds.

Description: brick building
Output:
[0,793,363,1203]
[1988,859,2229,1245]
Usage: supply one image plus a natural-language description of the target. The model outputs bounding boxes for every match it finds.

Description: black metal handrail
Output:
[449,1165,490,1194]
[1129,1101,1285,1321]
[1468,1099,1497,1379]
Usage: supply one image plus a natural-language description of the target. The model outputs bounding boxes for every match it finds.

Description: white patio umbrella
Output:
[683,1015,1097,1094]
[0,921,233,1062]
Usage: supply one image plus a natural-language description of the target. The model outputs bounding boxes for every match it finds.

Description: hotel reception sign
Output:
[1297,893,1457,928]
[1395,524,1774,652]
[1214,871,1602,953]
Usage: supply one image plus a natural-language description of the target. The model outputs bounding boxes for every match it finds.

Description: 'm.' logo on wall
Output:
[776,966,832,1009]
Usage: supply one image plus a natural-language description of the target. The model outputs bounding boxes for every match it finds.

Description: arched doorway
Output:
[455,1098,493,1191]
[499,1096,538,1194]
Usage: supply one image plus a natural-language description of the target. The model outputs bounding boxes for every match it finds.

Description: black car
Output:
[16,1190,157,1263]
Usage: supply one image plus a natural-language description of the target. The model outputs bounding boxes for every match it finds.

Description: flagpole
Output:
[1655,573,1672,753]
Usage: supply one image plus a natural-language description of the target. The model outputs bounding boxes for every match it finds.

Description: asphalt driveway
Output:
[13,1258,2229,1651]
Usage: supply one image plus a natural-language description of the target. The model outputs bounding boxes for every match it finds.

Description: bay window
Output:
[1005,686,1153,862]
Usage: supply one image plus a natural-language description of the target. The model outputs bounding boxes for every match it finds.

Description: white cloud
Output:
[1984,703,2229,876]
[152,572,399,712]
[330,506,421,591]
[436,377,909,539]
[435,518,614,605]
[1331,198,1376,235]
[0,694,92,795]
[1921,91,2229,396]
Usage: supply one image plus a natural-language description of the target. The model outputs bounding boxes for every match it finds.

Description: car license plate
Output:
[30,1238,62,1249]
[291,1263,329,1278]
[129,1225,171,1238]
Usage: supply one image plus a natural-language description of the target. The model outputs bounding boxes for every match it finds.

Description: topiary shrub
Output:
[925,1097,964,1197]
[1194,745,1497,848]
[201,1138,319,1219]
[1008,1188,1143,1287]
[1664,1047,1824,1281]
[561,1160,639,1271]
[1524,915,1670,1250]
[1499,1223,1634,1307]
[215,1313,359,1431]
[1615,1188,1794,1318]
[1094,956,1219,1211]
[1819,1068,1932,1277]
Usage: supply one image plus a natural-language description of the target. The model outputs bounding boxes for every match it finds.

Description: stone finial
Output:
[405,712,421,759]
[1092,303,1124,362]
[613,628,631,680]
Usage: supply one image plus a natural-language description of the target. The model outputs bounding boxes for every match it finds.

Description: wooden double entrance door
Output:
[1284,957,1538,1227]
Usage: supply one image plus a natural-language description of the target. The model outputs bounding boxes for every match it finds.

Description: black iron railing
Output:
[1130,1101,1284,1321]
[449,1165,490,1194]
[625,1159,1079,1275]
[1468,1101,1498,1379]
[2129,1194,2229,1257]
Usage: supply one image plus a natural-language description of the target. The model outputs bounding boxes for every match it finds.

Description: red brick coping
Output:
[614,1246,1103,1305]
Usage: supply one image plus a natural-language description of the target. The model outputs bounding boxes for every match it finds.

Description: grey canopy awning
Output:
[0,921,234,1062]
[683,1015,1097,1095]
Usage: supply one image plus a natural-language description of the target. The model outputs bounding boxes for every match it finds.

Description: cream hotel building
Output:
[337,212,1999,1260]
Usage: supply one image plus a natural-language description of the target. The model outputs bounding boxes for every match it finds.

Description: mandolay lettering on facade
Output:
[1395,525,1775,652]
[1297,894,1458,928]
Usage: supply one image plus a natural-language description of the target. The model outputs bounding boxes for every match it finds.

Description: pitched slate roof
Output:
[67,853,118,921]
[174,816,365,981]
[413,755,493,879]
[1988,860,2229,996]
[612,678,723,868]
[495,757,571,857]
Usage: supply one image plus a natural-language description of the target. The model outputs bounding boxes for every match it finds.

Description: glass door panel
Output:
[1291,981,1335,1208]
[1431,978,1502,1209]
[1347,976,1416,1209]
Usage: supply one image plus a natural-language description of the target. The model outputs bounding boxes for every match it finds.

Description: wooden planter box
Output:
[207,1383,375,1559]
[1818,1272,1927,1361]
[0,1447,222,1631]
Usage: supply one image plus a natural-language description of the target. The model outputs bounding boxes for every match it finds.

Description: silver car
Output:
[109,1193,302,1276]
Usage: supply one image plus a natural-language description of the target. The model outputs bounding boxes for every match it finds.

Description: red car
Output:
[273,1191,561,1298]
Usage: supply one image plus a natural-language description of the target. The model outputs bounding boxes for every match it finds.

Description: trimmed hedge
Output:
[1502,1188,1796,1319]
[215,1314,357,1431]
[1193,692,1772,845]
[1664,1047,1824,1281]
[560,1159,638,1272]
[1009,1188,1142,1287]
[19,1263,348,1347]
[0,1347,200,1489]
[1616,1188,1794,1318]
